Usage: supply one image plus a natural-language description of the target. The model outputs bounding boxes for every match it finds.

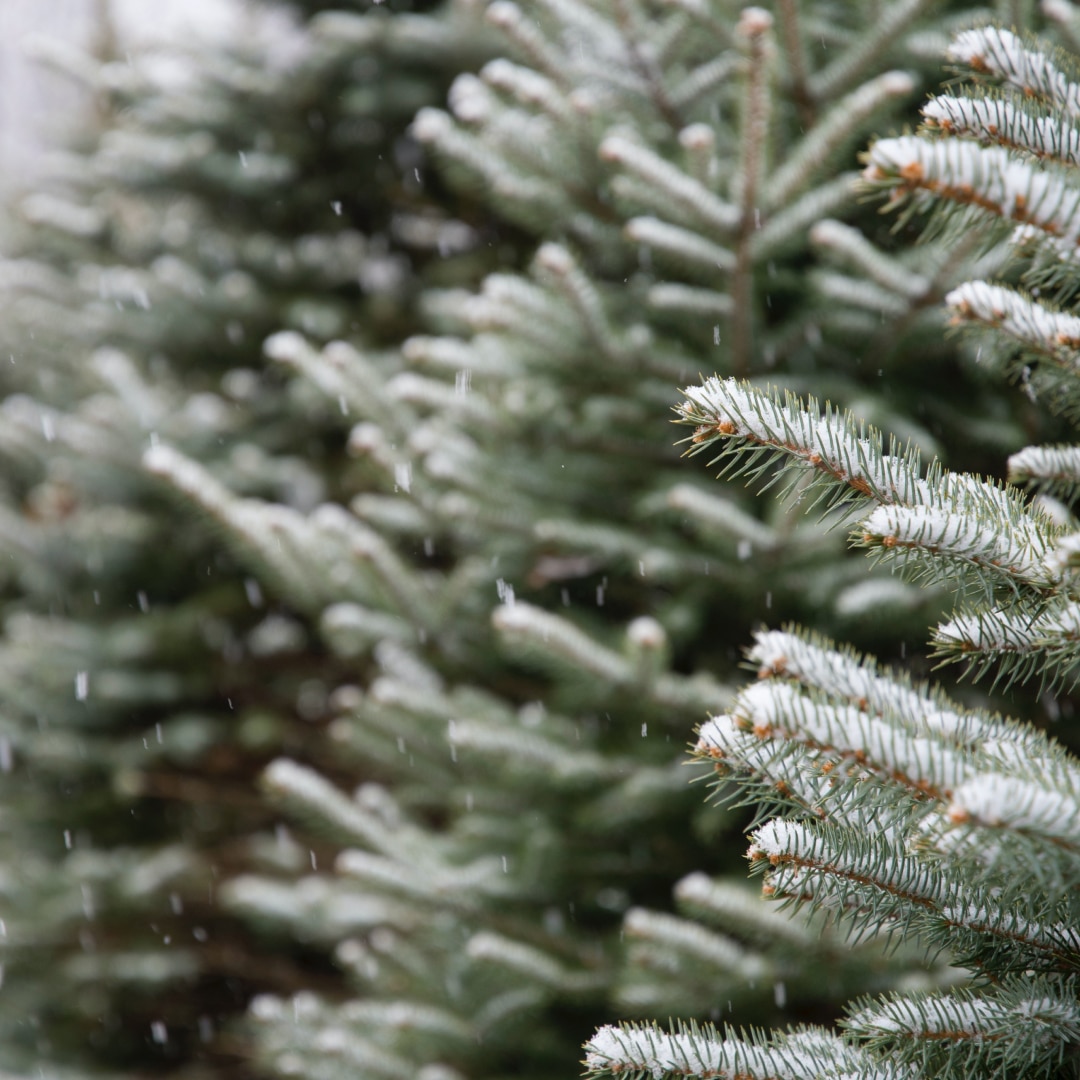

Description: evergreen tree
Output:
[0,2,1052,1079]
[587,19,1080,1080]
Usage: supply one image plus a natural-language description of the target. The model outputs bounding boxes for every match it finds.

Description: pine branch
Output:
[931,600,1080,692]
[700,678,968,805]
[843,977,1080,1078]
[863,134,1080,246]
[585,1021,889,1080]
[678,376,928,507]
[946,26,1080,118]
[923,91,1080,166]
[678,376,1062,604]
[746,627,1017,748]
[945,280,1080,418]
[1009,443,1080,501]
[749,814,1080,971]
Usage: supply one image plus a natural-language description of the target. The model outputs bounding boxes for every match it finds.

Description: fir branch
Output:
[612,0,682,129]
[492,602,635,685]
[412,106,574,229]
[669,53,741,113]
[315,505,440,634]
[944,772,1080,863]
[945,280,1080,407]
[468,271,582,350]
[247,992,475,1077]
[320,602,414,658]
[677,376,930,508]
[843,977,1080,1079]
[335,847,517,910]
[932,601,1080,691]
[584,1020,886,1080]
[862,135,1080,246]
[678,122,718,189]
[746,626,1014,748]
[481,57,574,122]
[946,26,1080,119]
[857,499,1055,595]
[813,271,914,318]
[1009,444,1080,501]
[664,482,778,551]
[266,331,416,437]
[679,377,1061,603]
[923,92,1080,166]
[624,217,736,275]
[704,679,969,803]
[647,283,733,319]
[486,1,568,86]
[260,758,415,855]
[621,906,772,983]
[774,0,814,126]
[492,602,727,710]
[143,444,334,611]
[1044,0,1080,56]
[752,172,862,259]
[707,623,1080,897]
[749,816,1080,970]
[446,718,621,790]
[694,709,832,822]
[468,929,605,995]
[673,872,818,950]
[534,242,630,361]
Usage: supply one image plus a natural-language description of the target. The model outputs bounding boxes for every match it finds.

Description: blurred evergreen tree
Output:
[0,2,1056,1078]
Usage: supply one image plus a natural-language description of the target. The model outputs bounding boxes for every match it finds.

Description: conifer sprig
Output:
[700,625,1080,892]
[946,26,1080,117]
[931,600,1080,693]
[944,281,1080,419]
[842,978,1080,1079]
[585,1019,899,1080]
[1009,444,1080,501]
[677,376,1063,611]
[923,92,1080,166]
[862,135,1080,243]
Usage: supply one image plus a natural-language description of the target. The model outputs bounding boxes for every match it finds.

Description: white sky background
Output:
[0,0,245,194]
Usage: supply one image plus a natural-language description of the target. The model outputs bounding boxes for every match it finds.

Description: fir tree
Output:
[587,19,1080,1080]
[0,2,1052,1080]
